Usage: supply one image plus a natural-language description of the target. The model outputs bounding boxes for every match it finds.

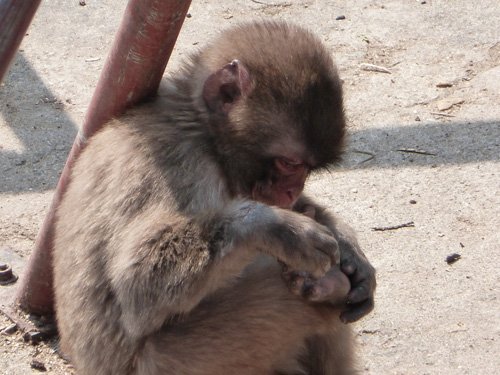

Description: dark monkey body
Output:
[54,22,376,374]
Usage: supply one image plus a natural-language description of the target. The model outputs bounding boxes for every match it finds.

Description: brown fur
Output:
[53,21,369,375]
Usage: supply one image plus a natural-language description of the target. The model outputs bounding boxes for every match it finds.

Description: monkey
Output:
[53,21,376,375]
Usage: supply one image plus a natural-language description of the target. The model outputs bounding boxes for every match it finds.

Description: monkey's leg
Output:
[135,261,353,375]
[301,329,357,375]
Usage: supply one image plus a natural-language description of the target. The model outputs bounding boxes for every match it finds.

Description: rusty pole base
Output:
[0,247,48,340]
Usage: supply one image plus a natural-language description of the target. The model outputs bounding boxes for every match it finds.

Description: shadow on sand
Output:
[1,54,499,193]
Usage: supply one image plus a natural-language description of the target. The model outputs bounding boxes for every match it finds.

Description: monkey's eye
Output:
[275,157,304,174]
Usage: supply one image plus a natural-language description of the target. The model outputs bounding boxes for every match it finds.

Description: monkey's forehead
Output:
[200,21,337,82]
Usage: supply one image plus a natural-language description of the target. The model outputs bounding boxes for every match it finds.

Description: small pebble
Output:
[79,0,86,6]
[409,199,417,204]
[446,253,461,265]
[436,82,453,88]
[336,15,346,20]
[186,13,192,18]
[1,324,18,335]
[414,116,421,122]
[436,97,464,111]
[30,359,47,372]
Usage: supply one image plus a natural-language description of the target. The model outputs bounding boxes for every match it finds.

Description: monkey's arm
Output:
[293,196,376,323]
[109,200,338,339]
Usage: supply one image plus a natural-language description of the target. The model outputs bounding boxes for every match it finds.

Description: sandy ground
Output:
[1,0,499,374]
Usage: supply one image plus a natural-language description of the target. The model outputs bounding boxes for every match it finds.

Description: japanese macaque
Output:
[53,21,376,375]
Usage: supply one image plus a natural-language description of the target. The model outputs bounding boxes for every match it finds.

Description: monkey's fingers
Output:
[346,283,371,305]
[310,229,340,269]
[340,298,374,324]
[278,247,331,279]
[342,271,375,323]
[340,261,356,276]
[339,255,376,322]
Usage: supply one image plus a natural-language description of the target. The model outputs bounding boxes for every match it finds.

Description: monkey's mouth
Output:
[252,181,296,209]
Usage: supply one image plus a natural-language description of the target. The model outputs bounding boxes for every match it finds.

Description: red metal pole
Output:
[0,0,42,82]
[16,0,192,315]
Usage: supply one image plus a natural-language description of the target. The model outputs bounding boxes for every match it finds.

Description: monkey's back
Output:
[53,115,181,373]
[53,90,233,371]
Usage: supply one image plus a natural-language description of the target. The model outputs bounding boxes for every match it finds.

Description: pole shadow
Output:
[0,53,78,193]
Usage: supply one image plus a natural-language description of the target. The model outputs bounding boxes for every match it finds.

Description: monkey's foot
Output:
[282,266,350,306]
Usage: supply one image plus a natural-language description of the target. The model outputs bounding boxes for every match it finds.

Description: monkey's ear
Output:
[202,59,252,115]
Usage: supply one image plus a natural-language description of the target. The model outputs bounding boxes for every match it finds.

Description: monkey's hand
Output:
[337,236,376,323]
[293,199,376,323]
[263,210,340,278]
[228,202,339,278]
[282,245,375,323]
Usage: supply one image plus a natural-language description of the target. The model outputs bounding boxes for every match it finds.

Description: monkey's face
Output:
[202,61,345,208]
[200,23,346,208]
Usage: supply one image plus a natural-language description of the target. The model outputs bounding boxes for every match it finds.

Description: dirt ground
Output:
[1,0,499,374]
